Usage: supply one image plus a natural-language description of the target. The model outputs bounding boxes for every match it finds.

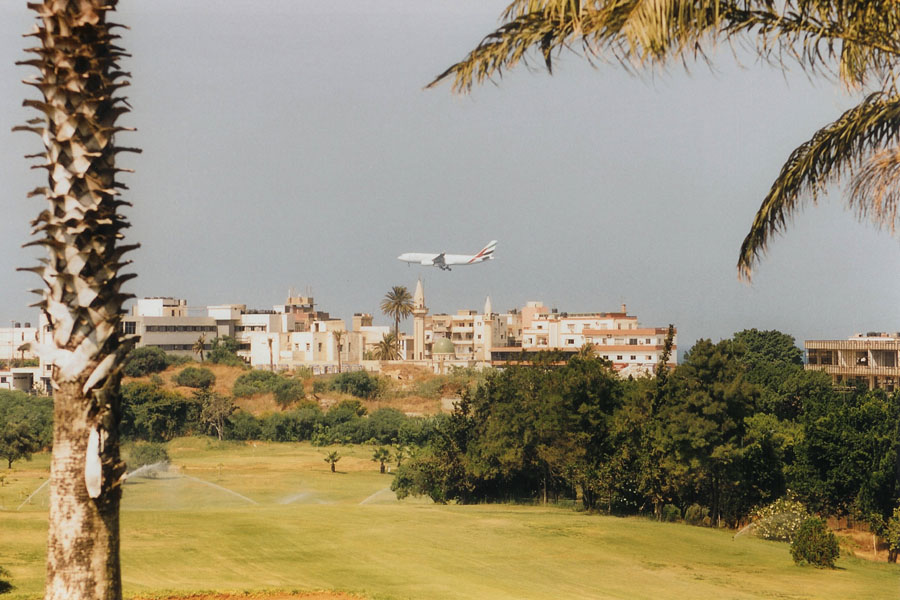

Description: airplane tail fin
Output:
[468,240,497,263]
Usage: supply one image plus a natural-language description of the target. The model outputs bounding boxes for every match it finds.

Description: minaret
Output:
[481,295,494,362]
[413,279,428,361]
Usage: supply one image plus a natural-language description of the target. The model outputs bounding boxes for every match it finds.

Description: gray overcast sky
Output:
[2,1,900,354]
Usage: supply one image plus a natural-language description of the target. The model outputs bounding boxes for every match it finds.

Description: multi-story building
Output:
[0,322,38,363]
[806,332,900,391]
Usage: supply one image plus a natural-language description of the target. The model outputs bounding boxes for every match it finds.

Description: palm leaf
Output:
[849,146,900,233]
[429,1,900,93]
[737,93,900,279]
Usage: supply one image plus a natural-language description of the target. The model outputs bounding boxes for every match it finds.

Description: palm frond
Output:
[738,93,900,279]
[429,0,900,93]
[848,146,900,233]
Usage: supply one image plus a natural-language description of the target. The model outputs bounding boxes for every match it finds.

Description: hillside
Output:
[125,362,449,416]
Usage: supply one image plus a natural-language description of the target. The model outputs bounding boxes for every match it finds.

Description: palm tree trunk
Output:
[46,382,123,600]
[17,2,137,599]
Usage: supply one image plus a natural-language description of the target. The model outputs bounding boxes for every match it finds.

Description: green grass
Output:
[1,439,896,599]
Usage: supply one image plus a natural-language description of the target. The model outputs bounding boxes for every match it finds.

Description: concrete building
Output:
[122,298,218,356]
[806,332,900,391]
[0,323,38,363]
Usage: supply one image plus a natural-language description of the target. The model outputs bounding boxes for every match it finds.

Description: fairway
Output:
[1,439,896,599]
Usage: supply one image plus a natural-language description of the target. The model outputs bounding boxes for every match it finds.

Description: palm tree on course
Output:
[429,1,900,278]
[380,286,413,348]
[16,1,139,598]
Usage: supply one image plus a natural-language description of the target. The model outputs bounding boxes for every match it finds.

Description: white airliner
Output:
[398,240,497,271]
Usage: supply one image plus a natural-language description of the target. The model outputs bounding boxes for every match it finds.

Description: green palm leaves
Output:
[380,286,413,338]
[431,1,900,278]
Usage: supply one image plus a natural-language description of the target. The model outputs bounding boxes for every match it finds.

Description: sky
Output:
[2,1,900,355]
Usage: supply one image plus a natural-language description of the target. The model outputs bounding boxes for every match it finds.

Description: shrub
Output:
[661,504,681,523]
[124,346,169,377]
[791,517,839,568]
[274,378,305,407]
[332,370,379,399]
[752,494,809,542]
[294,365,314,379]
[228,410,262,440]
[174,366,216,389]
[0,565,13,594]
[684,504,710,526]
[208,336,244,366]
[127,442,169,469]
[312,378,331,395]
[233,370,280,397]
[121,382,201,441]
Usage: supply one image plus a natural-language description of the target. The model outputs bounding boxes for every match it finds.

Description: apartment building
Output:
[0,322,38,362]
[806,332,900,391]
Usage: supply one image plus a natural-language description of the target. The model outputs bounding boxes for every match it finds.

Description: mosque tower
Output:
[413,278,428,361]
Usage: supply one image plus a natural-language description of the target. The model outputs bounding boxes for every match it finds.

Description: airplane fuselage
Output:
[397,241,497,271]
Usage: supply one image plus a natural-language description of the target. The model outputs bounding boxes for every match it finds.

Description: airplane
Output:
[398,240,497,271]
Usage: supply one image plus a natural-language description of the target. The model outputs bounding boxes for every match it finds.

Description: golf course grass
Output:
[1,438,896,599]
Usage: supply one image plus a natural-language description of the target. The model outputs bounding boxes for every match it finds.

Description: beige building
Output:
[806,332,900,391]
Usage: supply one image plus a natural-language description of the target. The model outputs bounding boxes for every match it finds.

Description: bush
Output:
[274,378,305,407]
[312,378,331,395]
[173,366,216,389]
[126,442,169,469]
[684,504,710,526]
[752,495,808,542]
[791,517,839,568]
[0,565,13,594]
[121,382,200,441]
[332,371,379,399]
[661,504,681,522]
[208,336,244,366]
[228,410,262,440]
[233,370,280,397]
[124,346,169,377]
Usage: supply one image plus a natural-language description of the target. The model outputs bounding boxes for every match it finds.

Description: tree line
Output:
[390,329,900,560]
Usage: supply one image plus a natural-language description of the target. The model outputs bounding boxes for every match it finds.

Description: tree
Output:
[209,336,243,366]
[373,333,401,361]
[16,2,138,597]
[380,286,413,347]
[373,446,391,473]
[0,421,39,469]
[193,334,206,362]
[324,451,341,473]
[124,346,169,377]
[332,329,344,373]
[197,390,234,442]
[430,2,900,278]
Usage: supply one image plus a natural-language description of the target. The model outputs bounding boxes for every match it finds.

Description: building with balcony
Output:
[806,332,900,391]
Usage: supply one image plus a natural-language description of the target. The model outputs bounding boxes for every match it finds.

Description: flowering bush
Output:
[752,494,809,542]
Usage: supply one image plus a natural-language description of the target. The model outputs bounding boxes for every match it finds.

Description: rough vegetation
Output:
[791,517,841,568]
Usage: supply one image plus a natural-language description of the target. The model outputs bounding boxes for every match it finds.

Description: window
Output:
[630,355,636,360]
[124,321,136,335]
[317,343,322,352]
[616,355,623,360]
[306,344,310,351]
[629,338,638,345]
[645,338,651,344]
[646,355,652,360]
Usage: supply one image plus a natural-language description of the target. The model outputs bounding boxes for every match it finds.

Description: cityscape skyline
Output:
[2,1,900,355]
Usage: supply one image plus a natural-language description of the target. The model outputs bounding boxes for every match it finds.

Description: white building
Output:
[0,323,38,362]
